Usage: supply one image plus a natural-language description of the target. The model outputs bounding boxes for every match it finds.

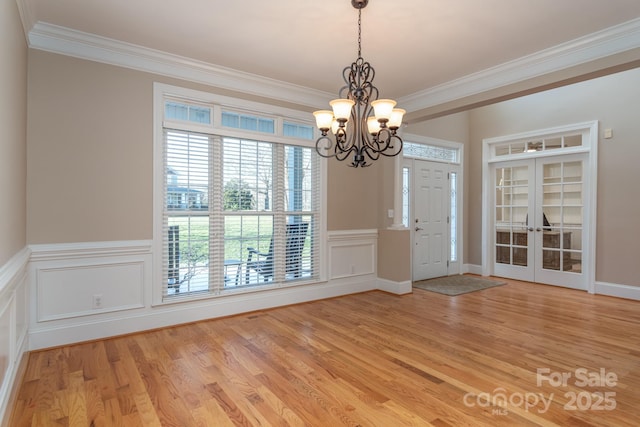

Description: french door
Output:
[493,153,587,289]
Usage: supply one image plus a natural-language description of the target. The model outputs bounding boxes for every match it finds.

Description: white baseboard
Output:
[594,281,640,301]
[466,262,640,301]
[377,278,412,295]
[464,263,483,275]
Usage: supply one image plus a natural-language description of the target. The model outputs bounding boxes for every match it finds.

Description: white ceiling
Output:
[19,0,640,117]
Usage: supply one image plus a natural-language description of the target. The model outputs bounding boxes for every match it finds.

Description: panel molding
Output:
[328,230,378,280]
[29,241,151,326]
[26,232,381,350]
[30,240,152,261]
[0,247,30,424]
[35,261,146,322]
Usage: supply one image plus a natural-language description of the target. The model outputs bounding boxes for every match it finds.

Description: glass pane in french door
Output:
[495,165,529,267]
[541,160,583,273]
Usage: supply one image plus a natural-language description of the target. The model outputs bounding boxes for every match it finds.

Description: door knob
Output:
[415,226,423,231]
[527,227,534,232]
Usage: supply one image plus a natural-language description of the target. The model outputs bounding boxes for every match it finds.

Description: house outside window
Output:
[154,84,323,302]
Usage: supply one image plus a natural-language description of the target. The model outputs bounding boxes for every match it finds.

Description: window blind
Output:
[162,129,319,300]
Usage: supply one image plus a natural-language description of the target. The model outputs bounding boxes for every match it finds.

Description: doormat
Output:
[413,275,506,296]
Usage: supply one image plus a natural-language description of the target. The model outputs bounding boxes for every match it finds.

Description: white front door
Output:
[413,160,449,281]
[493,154,587,289]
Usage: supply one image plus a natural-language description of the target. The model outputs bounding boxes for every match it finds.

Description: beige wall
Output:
[327,161,380,230]
[27,50,382,244]
[0,0,28,265]
[468,67,640,287]
[377,228,411,282]
[405,112,469,143]
[27,52,154,243]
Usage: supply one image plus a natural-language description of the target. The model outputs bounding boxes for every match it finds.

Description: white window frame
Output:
[152,83,327,305]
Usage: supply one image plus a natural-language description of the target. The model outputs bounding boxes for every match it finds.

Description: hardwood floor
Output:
[9,278,640,426]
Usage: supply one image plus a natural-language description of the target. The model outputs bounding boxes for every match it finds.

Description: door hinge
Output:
[447,260,450,267]
[447,216,450,224]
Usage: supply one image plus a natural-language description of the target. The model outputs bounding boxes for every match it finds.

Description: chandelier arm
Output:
[315,134,338,159]
[376,132,404,158]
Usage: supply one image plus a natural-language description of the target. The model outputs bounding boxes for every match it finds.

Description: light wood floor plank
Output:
[9,278,640,426]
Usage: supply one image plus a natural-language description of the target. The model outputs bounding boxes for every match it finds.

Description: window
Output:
[402,167,410,228]
[493,133,584,157]
[157,87,321,301]
[450,171,458,262]
[403,141,458,163]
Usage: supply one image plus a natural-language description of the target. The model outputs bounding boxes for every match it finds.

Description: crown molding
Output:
[27,22,333,109]
[398,17,640,112]
[15,0,35,41]
[26,17,640,114]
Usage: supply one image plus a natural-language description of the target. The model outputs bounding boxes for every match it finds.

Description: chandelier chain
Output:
[357,8,362,58]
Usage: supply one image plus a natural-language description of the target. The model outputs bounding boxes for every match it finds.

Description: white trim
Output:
[28,274,379,350]
[15,0,35,41]
[23,231,404,349]
[399,18,640,112]
[594,281,640,301]
[465,263,483,276]
[0,247,30,424]
[327,230,378,280]
[0,247,30,295]
[586,122,599,294]
[28,22,332,109]
[376,278,412,295]
[26,236,380,349]
[29,240,152,261]
[327,229,378,241]
[26,17,640,115]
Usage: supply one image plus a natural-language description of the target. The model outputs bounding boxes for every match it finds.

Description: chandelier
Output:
[313,0,405,168]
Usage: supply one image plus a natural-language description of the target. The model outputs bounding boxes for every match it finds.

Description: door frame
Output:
[402,134,463,281]
[481,121,598,292]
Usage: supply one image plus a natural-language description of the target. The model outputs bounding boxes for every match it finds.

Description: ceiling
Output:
[19,0,640,120]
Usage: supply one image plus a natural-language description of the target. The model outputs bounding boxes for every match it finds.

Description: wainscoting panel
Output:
[328,229,377,280]
[27,233,383,350]
[0,247,30,424]
[36,261,145,322]
[30,241,150,323]
[0,296,11,393]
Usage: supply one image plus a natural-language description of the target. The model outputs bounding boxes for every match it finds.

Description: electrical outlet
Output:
[93,294,103,309]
